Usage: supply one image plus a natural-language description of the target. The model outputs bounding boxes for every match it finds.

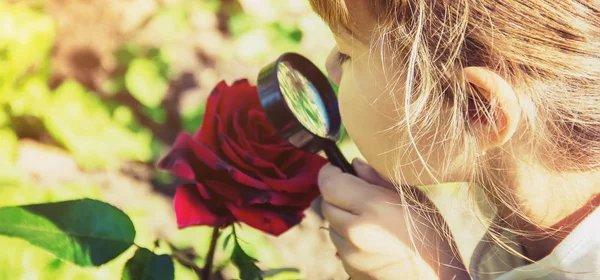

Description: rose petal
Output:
[232,113,257,154]
[244,109,283,145]
[276,150,306,171]
[174,184,233,228]
[224,139,287,179]
[235,108,292,149]
[157,135,199,181]
[218,80,261,133]
[217,116,286,179]
[162,79,330,236]
[258,153,328,193]
[261,190,318,207]
[249,141,296,164]
[204,179,318,207]
[196,80,260,151]
[283,151,329,175]
[226,203,304,236]
[195,80,228,148]
[160,133,271,191]
[195,182,212,200]
[213,115,280,179]
[214,115,252,169]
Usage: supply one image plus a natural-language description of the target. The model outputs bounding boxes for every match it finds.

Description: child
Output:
[311,0,600,279]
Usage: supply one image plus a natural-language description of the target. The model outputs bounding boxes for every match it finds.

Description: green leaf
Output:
[231,227,263,280]
[232,245,263,280]
[222,231,233,251]
[0,198,135,267]
[263,268,303,280]
[125,58,168,108]
[234,224,282,267]
[122,247,174,280]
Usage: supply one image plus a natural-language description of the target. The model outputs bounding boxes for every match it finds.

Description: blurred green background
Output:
[0,0,362,279]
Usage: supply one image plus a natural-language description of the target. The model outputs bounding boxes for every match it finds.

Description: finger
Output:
[318,163,343,186]
[328,229,362,276]
[329,227,356,258]
[318,163,374,213]
[321,200,356,237]
[329,229,375,277]
[352,158,396,190]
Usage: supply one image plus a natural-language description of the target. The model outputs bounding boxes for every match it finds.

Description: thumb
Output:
[352,158,395,190]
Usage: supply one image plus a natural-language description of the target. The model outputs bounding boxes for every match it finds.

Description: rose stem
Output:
[202,226,220,280]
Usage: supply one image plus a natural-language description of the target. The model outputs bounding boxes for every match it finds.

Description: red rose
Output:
[158,79,328,236]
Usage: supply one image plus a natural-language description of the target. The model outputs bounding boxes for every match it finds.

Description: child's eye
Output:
[336,51,351,65]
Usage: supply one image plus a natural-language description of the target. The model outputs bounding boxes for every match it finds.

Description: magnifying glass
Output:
[257,52,356,175]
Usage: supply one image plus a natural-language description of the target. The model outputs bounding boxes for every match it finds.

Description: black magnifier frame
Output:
[257,53,356,175]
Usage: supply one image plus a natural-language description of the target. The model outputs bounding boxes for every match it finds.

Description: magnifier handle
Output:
[324,142,356,176]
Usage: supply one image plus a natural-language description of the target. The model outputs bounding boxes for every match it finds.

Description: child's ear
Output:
[463,67,521,150]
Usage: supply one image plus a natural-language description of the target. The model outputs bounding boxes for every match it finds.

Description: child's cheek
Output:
[337,63,402,183]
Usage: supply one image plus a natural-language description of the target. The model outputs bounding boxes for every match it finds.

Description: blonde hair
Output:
[310,0,600,275]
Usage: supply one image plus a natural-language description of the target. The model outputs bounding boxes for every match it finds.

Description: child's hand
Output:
[318,159,439,280]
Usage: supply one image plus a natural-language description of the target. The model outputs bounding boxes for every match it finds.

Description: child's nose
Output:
[325,48,343,86]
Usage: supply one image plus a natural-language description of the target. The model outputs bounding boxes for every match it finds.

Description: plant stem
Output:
[202,226,220,280]
[165,242,204,278]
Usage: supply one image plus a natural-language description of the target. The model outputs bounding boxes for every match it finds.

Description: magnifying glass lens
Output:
[258,53,356,175]
[277,61,331,138]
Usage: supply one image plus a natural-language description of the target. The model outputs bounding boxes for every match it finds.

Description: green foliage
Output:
[0,1,341,279]
[0,183,189,280]
[0,235,133,280]
[232,245,262,280]
[146,4,191,41]
[45,81,153,169]
[219,224,305,280]
[122,247,174,280]
[0,3,54,160]
[232,23,305,63]
[0,127,18,182]
[0,4,155,170]
[230,227,263,280]
[229,7,306,63]
[0,3,54,122]
[0,199,136,267]
[181,103,206,134]
[263,268,303,280]
[0,3,54,91]
[125,58,169,108]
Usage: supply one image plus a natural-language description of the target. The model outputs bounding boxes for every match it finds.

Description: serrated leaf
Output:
[122,247,174,280]
[0,198,135,266]
[125,59,168,108]
[232,242,263,280]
